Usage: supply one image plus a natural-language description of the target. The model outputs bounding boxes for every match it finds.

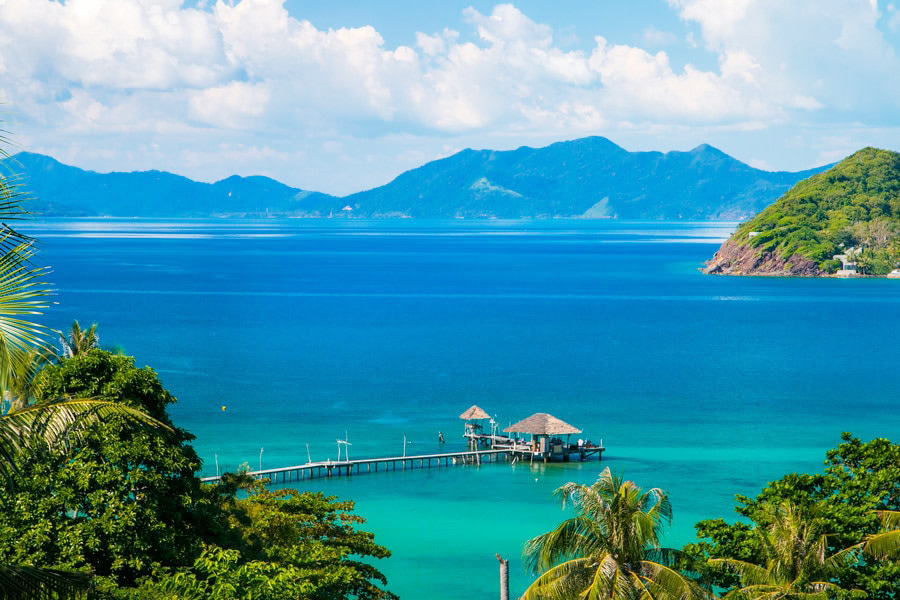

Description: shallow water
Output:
[23,218,900,599]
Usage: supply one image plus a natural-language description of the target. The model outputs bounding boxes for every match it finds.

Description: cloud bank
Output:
[1,0,898,193]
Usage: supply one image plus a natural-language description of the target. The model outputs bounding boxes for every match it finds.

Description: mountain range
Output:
[2,137,831,219]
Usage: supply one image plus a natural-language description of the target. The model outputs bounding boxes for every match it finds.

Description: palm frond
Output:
[0,397,172,475]
[824,542,864,571]
[863,529,900,560]
[876,510,900,530]
[526,469,699,600]
[708,558,769,586]
[523,515,604,572]
[60,320,99,359]
[4,347,53,412]
[0,240,53,391]
[521,557,596,600]
[640,560,712,600]
[722,583,787,600]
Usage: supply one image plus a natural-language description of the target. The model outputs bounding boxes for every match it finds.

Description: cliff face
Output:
[703,238,823,276]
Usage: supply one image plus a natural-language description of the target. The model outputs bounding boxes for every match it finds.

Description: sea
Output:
[20,218,900,599]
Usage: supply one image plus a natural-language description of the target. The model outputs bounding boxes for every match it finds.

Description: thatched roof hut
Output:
[504,413,582,435]
[459,405,491,420]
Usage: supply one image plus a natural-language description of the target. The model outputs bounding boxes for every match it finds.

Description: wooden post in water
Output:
[496,554,509,600]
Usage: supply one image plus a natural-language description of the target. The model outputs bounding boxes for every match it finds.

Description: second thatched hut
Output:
[504,413,584,461]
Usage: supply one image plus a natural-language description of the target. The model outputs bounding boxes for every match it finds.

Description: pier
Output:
[201,448,514,484]
[201,407,605,485]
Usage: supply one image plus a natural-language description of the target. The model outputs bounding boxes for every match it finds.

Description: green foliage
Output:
[0,124,153,599]
[736,148,900,273]
[125,483,397,600]
[123,545,318,599]
[684,433,900,598]
[0,349,396,599]
[706,502,864,599]
[0,350,229,586]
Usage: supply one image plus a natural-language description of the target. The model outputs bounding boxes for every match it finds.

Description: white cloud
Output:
[189,82,270,129]
[1,0,772,143]
[0,0,899,194]
[641,26,679,47]
[667,0,900,116]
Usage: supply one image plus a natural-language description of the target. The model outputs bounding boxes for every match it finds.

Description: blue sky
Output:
[2,0,900,195]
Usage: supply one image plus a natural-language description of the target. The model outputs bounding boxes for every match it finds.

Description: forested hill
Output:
[3,137,828,219]
[704,147,900,276]
[344,137,827,219]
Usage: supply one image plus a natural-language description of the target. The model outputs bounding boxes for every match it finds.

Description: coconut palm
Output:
[522,467,708,600]
[60,320,99,358]
[709,501,865,600]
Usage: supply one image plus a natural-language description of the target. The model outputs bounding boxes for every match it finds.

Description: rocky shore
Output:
[702,238,823,276]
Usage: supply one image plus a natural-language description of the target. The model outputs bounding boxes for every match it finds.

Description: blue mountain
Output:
[2,137,830,219]
[343,137,830,219]
[1,152,338,217]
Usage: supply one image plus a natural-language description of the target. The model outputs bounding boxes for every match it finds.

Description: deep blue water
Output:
[21,219,900,599]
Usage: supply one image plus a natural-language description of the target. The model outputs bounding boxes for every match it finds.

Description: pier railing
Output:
[201,448,513,485]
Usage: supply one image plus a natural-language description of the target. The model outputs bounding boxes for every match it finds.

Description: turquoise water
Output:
[22,219,900,599]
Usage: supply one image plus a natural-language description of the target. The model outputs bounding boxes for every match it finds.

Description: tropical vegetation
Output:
[524,435,900,600]
[705,501,864,599]
[0,346,397,599]
[522,467,707,599]
[685,433,900,598]
[733,147,900,274]
[60,320,99,358]
[0,124,181,598]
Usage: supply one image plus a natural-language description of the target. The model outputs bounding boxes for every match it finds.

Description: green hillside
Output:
[734,147,900,274]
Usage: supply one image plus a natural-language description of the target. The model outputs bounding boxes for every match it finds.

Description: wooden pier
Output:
[201,448,513,485]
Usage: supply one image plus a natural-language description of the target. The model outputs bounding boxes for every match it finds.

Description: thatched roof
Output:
[504,413,582,435]
[459,405,491,420]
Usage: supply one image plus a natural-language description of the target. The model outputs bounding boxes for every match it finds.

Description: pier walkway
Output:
[200,448,514,485]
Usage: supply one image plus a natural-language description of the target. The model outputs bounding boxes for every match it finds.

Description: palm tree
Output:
[60,320,98,358]
[522,467,708,600]
[708,502,865,599]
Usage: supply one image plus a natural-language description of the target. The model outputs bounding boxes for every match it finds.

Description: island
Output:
[704,147,900,277]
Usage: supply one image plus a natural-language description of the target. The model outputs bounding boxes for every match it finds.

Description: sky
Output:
[2,0,900,196]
